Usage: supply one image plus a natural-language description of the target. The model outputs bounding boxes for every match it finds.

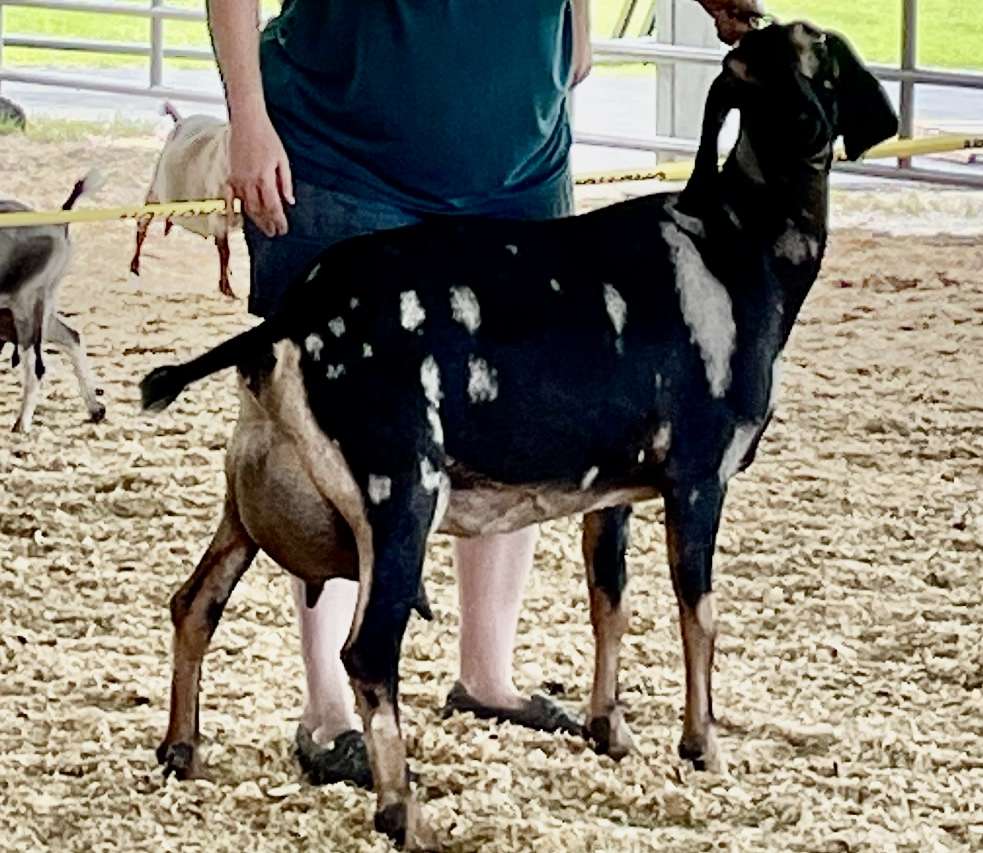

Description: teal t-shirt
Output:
[260,0,574,215]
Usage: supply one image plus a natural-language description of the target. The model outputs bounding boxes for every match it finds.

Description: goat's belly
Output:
[438,483,658,538]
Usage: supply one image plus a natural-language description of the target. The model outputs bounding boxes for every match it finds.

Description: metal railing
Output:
[0,0,981,187]
[0,0,223,105]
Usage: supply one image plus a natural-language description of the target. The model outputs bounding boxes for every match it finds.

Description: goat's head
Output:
[692,21,898,191]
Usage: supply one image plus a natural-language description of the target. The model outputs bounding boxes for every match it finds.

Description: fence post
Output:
[150,0,163,88]
[899,0,917,168]
[655,0,718,162]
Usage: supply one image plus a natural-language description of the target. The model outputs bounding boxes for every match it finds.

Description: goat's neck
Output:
[681,134,831,344]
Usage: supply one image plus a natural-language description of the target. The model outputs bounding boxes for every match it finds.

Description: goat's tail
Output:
[140,319,283,413]
[162,101,181,123]
[61,169,105,211]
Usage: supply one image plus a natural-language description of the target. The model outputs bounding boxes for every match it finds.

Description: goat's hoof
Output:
[219,286,236,300]
[375,799,437,851]
[89,404,107,424]
[156,741,205,780]
[587,713,635,760]
[11,418,28,434]
[678,729,724,774]
[375,803,408,847]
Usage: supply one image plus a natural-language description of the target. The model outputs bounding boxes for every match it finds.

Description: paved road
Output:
[3,64,981,176]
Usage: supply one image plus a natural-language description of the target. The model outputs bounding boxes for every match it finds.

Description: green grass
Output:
[1,0,981,71]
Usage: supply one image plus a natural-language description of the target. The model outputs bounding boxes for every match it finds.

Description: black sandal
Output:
[295,725,373,789]
[440,681,582,735]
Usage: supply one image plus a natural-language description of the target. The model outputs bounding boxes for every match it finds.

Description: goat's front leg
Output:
[342,475,439,850]
[583,506,635,759]
[158,497,257,779]
[45,315,105,423]
[664,481,725,772]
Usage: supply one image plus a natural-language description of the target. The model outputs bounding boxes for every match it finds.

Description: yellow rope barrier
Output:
[1,135,980,229]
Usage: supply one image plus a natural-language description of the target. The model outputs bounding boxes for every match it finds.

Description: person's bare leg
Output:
[455,527,537,709]
[292,576,360,741]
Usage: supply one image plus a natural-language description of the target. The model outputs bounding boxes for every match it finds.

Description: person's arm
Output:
[695,0,764,45]
[207,0,293,238]
[571,0,592,87]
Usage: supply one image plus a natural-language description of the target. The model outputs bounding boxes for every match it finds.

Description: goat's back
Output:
[150,116,237,238]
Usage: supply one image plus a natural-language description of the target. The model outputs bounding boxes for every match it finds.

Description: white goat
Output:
[130,103,240,298]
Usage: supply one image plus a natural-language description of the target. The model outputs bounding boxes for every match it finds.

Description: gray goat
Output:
[0,172,106,432]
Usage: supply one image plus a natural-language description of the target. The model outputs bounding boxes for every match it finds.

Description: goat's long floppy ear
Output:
[827,32,898,161]
[680,71,738,209]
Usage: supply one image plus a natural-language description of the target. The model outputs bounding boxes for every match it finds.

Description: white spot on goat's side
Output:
[689,488,700,507]
[367,475,392,505]
[505,244,519,256]
[550,278,562,293]
[400,290,426,332]
[305,263,321,283]
[774,227,820,265]
[651,423,672,461]
[637,449,645,464]
[427,406,444,446]
[580,466,599,490]
[719,422,759,484]
[326,364,346,380]
[350,298,360,310]
[603,283,628,341]
[467,356,498,403]
[362,343,374,359]
[655,372,663,390]
[450,286,481,333]
[662,223,736,398]
[328,317,346,338]
[304,334,324,361]
[421,356,442,407]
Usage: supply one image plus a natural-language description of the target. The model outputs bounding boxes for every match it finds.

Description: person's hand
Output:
[228,111,294,238]
[696,0,764,45]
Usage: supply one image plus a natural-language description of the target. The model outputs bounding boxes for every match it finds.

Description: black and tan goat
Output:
[141,22,897,849]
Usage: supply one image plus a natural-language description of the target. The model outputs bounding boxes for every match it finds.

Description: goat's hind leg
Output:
[583,506,636,759]
[45,314,105,423]
[215,233,234,299]
[158,497,258,779]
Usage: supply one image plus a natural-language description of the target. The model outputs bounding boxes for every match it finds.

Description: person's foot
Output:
[295,724,373,789]
[440,681,582,735]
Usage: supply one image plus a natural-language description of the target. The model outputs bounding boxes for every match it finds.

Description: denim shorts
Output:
[244,175,574,318]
